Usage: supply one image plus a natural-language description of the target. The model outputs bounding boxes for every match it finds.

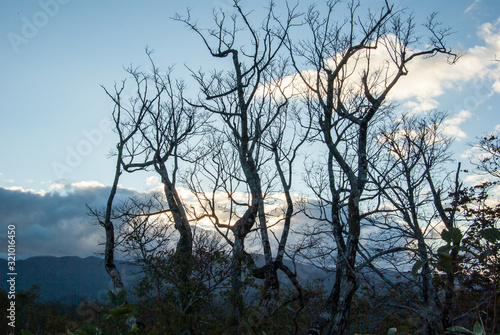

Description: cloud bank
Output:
[0,181,310,260]
[0,182,138,259]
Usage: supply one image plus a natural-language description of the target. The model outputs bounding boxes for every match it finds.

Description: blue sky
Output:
[1,0,500,258]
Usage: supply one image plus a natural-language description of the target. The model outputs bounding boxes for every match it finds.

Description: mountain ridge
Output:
[2,255,395,306]
[0,256,139,305]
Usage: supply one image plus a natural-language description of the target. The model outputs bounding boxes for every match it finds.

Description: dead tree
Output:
[290,1,457,334]
[88,79,149,292]
[104,51,205,282]
[175,0,304,325]
[369,112,462,334]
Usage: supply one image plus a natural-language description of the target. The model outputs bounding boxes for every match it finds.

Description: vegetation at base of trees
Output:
[6,270,499,334]
[0,286,83,335]
[8,1,499,334]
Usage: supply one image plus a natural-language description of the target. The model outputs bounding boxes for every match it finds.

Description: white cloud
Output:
[493,80,500,93]
[403,98,439,114]
[389,54,455,102]
[442,110,474,140]
[2,186,46,196]
[390,46,491,103]
[72,180,105,189]
[283,18,500,115]
[145,175,163,191]
[463,173,489,185]
[387,17,500,113]
[478,18,500,50]
[461,146,477,159]
[48,180,105,196]
[465,0,481,14]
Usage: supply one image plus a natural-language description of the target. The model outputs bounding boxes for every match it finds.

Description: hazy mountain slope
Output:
[0,256,138,305]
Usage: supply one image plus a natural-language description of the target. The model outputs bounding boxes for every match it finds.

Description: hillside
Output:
[0,256,139,305]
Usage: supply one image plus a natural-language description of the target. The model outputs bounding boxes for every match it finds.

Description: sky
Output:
[1,0,500,259]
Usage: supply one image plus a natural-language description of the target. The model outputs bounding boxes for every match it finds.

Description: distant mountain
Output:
[0,255,398,306]
[0,256,139,305]
[0,255,335,305]
[251,253,334,286]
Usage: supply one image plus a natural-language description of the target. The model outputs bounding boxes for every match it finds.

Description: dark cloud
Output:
[0,182,326,263]
[0,183,138,259]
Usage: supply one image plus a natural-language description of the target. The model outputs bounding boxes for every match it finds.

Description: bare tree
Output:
[369,112,463,334]
[104,51,206,284]
[473,133,500,179]
[88,78,150,291]
[174,0,306,327]
[290,1,457,333]
[110,192,232,332]
[93,1,462,333]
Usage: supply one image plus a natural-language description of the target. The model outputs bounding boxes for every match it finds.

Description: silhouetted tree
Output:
[174,1,304,328]
[290,1,457,333]
[102,51,207,284]
[369,112,463,333]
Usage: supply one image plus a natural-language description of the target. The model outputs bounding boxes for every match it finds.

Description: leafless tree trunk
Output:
[88,80,149,291]
[103,51,204,283]
[175,0,302,322]
[370,112,462,334]
[427,157,463,329]
[289,1,457,333]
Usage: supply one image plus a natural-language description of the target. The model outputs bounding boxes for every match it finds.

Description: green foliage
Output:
[412,258,428,278]
[446,322,485,335]
[70,289,138,335]
[457,178,500,333]
[70,324,100,335]
[102,290,138,335]
[434,227,464,274]
[412,226,466,279]
[411,226,465,278]
[442,227,463,245]
[480,227,500,244]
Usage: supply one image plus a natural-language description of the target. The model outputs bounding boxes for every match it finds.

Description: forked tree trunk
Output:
[309,187,362,335]
[308,251,358,335]
[229,204,258,330]
[230,232,245,327]
[103,146,125,291]
[418,245,442,335]
[157,161,193,263]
